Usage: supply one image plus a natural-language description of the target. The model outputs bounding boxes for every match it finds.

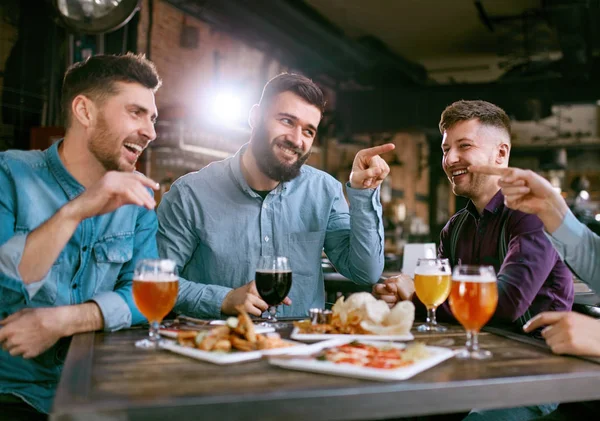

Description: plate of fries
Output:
[159,307,306,364]
[291,293,415,342]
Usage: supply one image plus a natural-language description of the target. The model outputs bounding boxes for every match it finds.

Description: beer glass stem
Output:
[266,306,278,322]
[467,331,479,353]
[149,321,161,345]
[426,307,438,326]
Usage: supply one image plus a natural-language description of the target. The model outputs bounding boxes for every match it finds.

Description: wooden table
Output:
[50,324,600,421]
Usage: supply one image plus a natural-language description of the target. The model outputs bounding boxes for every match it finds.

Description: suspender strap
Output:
[449,210,470,267]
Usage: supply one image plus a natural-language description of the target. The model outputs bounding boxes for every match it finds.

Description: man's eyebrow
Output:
[130,103,158,122]
[277,112,317,133]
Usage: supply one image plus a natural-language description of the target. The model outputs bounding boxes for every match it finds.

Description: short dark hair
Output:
[61,53,162,127]
[439,100,511,138]
[259,73,326,115]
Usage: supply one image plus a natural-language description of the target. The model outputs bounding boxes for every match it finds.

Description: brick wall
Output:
[137,0,286,113]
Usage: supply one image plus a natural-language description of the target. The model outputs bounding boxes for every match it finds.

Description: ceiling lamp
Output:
[53,0,140,34]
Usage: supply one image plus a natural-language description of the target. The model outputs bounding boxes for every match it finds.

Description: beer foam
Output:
[255,270,292,274]
[134,273,178,282]
[452,275,496,283]
[414,265,448,276]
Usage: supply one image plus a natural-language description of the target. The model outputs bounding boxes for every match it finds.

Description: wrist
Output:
[221,290,234,315]
[60,200,85,225]
[539,192,569,234]
[53,306,75,337]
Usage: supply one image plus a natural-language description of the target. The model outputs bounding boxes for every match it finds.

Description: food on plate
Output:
[294,292,415,335]
[316,341,430,369]
[176,306,293,352]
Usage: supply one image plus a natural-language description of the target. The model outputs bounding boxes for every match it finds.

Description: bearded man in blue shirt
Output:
[158,73,394,318]
[0,53,161,419]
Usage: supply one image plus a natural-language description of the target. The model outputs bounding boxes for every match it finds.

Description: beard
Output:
[88,112,140,172]
[250,122,311,182]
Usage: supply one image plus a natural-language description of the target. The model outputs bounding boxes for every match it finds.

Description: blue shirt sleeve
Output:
[324,181,384,285]
[547,209,600,292]
[0,156,44,303]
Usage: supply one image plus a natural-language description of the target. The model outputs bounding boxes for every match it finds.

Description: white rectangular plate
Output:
[159,322,275,339]
[159,338,308,365]
[290,327,414,342]
[269,340,455,381]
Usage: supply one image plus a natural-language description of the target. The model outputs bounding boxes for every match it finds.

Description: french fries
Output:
[176,307,292,352]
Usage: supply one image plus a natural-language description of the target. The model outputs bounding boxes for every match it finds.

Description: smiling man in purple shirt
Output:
[374,100,573,331]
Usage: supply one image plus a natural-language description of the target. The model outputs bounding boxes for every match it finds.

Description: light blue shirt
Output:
[547,209,600,292]
[0,141,156,413]
[157,144,384,318]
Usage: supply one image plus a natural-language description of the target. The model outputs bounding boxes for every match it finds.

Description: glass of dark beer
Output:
[255,256,292,323]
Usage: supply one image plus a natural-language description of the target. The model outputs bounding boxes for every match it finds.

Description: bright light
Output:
[579,190,590,200]
[210,92,244,126]
[595,214,600,222]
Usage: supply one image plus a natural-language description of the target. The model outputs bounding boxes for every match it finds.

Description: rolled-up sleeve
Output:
[90,291,132,331]
[0,158,46,303]
[324,182,384,285]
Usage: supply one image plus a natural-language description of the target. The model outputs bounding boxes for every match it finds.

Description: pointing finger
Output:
[358,143,395,158]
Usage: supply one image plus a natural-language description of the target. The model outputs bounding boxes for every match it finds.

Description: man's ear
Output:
[71,95,96,128]
[496,142,510,165]
[248,104,260,129]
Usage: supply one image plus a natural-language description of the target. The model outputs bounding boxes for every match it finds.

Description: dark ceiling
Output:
[166,0,600,133]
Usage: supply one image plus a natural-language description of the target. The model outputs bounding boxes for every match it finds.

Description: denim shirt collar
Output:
[46,139,85,200]
[229,143,288,199]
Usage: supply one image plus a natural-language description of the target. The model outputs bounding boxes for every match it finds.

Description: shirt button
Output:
[82,246,88,252]
[263,203,267,209]
[264,236,269,242]
[72,284,78,290]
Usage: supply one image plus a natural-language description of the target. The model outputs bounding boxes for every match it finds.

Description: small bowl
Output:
[309,308,333,325]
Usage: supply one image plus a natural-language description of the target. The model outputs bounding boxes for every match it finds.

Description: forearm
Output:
[19,201,82,284]
[59,302,104,337]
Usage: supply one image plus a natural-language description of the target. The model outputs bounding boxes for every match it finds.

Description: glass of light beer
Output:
[133,259,179,349]
[449,265,498,359]
[414,258,451,332]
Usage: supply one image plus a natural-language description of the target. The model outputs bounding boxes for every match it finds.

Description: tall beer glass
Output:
[133,259,179,349]
[449,265,498,359]
[414,258,451,332]
[255,256,292,324]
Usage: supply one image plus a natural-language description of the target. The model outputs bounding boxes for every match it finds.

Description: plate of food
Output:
[269,340,455,381]
[159,307,306,364]
[291,293,415,341]
[159,319,275,339]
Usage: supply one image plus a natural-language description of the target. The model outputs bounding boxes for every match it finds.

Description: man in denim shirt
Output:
[158,73,394,318]
[0,54,161,418]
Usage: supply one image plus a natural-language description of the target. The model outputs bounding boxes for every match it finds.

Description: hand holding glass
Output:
[449,265,498,359]
[414,258,451,332]
[133,259,179,349]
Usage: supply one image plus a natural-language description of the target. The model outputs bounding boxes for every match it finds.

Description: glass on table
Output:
[132,259,179,349]
[448,265,498,359]
[413,258,451,332]
[255,256,292,325]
